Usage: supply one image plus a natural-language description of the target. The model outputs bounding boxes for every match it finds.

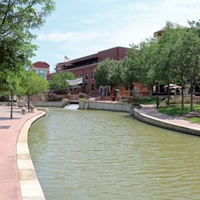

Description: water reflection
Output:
[29,108,200,200]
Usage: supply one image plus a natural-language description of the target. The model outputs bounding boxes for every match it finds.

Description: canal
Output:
[28,108,200,200]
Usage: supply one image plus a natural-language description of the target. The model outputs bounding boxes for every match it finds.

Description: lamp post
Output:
[64,72,67,97]
[132,82,135,99]
[155,81,159,108]
[82,69,85,93]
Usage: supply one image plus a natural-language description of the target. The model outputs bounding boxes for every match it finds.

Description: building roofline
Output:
[33,61,50,67]
[153,23,185,37]
[57,46,128,66]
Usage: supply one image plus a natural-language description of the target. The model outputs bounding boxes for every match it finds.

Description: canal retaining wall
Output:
[132,107,200,136]
[80,100,131,112]
[33,101,68,107]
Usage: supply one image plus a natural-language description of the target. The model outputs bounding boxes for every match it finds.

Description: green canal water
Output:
[28,108,200,200]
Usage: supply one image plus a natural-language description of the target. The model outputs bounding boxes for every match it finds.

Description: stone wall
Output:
[79,100,130,112]
[33,101,67,107]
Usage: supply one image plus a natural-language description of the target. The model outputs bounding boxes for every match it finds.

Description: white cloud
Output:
[37,31,101,42]
[33,0,200,73]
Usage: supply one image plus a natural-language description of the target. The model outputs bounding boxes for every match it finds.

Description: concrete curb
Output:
[133,108,200,136]
[17,112,46,200]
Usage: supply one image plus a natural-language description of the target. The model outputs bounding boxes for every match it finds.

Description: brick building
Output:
[33,61,50,80]
[48,46,128,96]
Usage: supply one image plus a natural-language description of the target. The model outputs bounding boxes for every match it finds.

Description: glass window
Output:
[91,72,95,80]
[36,70,46,78]
[91,84,95,91]
[85,73,88,80]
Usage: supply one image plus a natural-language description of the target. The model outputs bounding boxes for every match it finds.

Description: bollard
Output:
[30,104,34,112]
[30,107,34,112]
[21,107,26,115]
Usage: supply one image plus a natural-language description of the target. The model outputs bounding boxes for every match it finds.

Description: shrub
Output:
[131,102,141,107]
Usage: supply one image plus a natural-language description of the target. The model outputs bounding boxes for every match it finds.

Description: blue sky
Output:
[32,0,200,72]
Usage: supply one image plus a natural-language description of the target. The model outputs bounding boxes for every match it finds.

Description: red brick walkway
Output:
[0,106,44,200]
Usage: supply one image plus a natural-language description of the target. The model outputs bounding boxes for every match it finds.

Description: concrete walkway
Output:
[0,105,45,200]
[136,105,200,135]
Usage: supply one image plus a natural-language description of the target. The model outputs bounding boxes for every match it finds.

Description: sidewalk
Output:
[0,105,45,200]
[137,104,200,133]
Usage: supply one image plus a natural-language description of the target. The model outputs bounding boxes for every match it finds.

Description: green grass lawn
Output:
[137,97,157,105]
[187,117,200,124]
[157,104,200,116]
[157,104,200,124]
[137,97,200,124]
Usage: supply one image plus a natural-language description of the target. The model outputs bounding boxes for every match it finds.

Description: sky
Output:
[32,0,200,73]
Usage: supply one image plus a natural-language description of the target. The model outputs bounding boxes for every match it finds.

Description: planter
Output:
[79,100,86,109]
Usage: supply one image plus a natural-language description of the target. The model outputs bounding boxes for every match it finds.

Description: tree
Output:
[0,0,55,72]
[171,26,191,110]
[157,21,200,111]
[21,70,49,111]
[179,22,200,112]
[94,58,117,89]
[49,72,76,92]
[154,22,182,106]
[123,44,143,97]
[109,60,124,89]
[0,0,54,116]
[0,69,23,118]
[136,39,159,97]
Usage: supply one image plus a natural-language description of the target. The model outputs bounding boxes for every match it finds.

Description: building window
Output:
[36,70,46,78]
[85,73,88,80]
[91,72,95,80]
[91,84,95,91]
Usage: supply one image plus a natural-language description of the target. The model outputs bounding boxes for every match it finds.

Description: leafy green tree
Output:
[0,0,55,73]
[0,69,23,118]
[21,70,49,111]
[179,22,200,112]
[49,72,76,92]
[123,44,143,97]
[156,21,200,111]
[94,58,117,89]
[0,0,55,116]
[136,39,159,97]
[153,22,182,106]
[171,27,191,110]
[109,60,124,89]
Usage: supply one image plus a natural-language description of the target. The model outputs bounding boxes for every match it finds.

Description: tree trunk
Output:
[167,82,170,106]
[10,93,13,119]
[148,85,153,98]
[181,86,184,110]
[181,75,184,110]
[129,83,133,96]
[27,95,30,112]
[190,81,194,112]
